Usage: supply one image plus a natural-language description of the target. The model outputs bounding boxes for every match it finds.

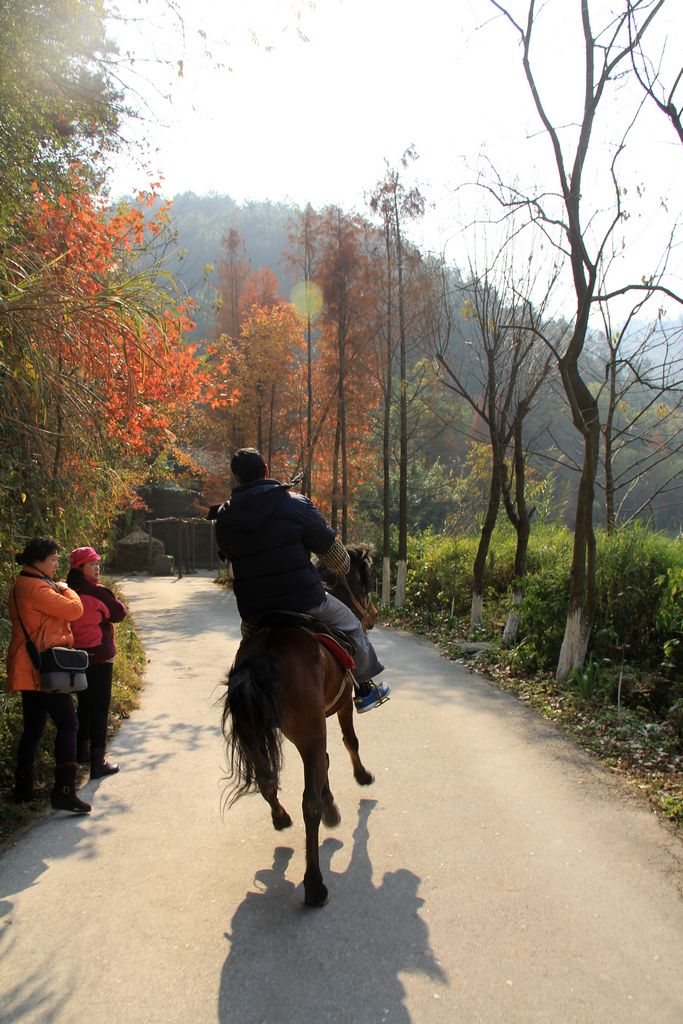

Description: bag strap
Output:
[13,572,64,646]
[10,587,35,645]
[12,571,58,643]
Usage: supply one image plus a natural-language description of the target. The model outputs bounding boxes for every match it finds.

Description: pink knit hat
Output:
[69,546,101,569]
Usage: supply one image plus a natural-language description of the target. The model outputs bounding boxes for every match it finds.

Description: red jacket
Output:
[66,571,127,664]
[6,569,83,692]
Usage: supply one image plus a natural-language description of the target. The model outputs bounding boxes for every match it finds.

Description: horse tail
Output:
[222,653,283,805]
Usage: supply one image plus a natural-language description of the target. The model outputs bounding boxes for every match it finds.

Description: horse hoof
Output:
[305,885,328,908]
[322,803,341,828]
[273,810,293,830]
[355,769,374,786]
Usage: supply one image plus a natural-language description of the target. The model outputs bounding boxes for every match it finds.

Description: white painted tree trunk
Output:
[470,591,483,629]
[395,559,407,608]
[382,556,391,605]
[556,607,591,682]
[503,588,522,644]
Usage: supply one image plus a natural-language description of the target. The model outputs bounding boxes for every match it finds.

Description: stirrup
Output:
[354,680,391,713]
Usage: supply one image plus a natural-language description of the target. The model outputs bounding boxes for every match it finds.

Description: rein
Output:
[333,573,377,631]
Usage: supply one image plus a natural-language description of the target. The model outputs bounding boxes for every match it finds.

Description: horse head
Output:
[319,543,378,630]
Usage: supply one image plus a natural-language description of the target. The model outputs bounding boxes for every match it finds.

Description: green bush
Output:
[516,560,571,670]
[655,565,683,675]
[405,531,474,614]
[401,522,682,673]
[594,524,683,668]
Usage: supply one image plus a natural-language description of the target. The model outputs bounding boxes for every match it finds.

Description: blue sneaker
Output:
[354,681,391,713]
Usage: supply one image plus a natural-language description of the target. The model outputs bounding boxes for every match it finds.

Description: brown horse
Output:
[222,544,376,907]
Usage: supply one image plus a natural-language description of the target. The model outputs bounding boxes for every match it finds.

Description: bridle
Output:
[334,572,377,631]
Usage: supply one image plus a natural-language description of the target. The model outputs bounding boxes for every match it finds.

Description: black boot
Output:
[50,763,91,814]
[12,766,42,804]
[90,747,119,779]
[77,739,91,765]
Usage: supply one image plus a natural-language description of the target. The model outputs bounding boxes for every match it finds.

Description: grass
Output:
[381,604,683,830]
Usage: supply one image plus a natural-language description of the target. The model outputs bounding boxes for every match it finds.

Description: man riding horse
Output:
[210,447,390,713]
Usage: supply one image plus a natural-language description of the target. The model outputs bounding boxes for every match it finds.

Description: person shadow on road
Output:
[217,798,447,1023]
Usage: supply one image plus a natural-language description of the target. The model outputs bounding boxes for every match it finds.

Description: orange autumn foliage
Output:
[203,301,305,477]
[22,175,205,455]
[309,208,382,529]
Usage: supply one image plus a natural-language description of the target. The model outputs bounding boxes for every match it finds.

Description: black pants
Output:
[77,662,113,749]
[17,691,78,768]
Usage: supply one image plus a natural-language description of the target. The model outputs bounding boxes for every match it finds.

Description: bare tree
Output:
[368,185,397,604]
[595,304,683,530]
[369,147,425,608]
[284,204,322,497]
[430,242,555,634]
[627,0,683,143]
[317,207,374,541]
[215,226,250,343]
[490,0,682,679]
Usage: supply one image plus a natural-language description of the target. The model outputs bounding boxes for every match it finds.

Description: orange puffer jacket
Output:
[6,569,84,692]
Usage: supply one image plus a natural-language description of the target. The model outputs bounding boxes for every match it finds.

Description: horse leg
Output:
[258,778,293,831]
[252,736,291,829]
[337,699,374,786]
[321,752,341,828]
[301,741,328,907]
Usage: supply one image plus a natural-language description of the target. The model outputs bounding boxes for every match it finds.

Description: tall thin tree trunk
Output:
[267,383,275,468]
[382,395,392,600]
[50,399,63,528]
[335,290,349,542]
[339,364,348,544]
[369,154,423,607]
[50,354,64,529]
[305,312,313,497]
[556,350,601,680]
[502,421,532,644]
[395,201,408,608]
[557,424,599,679]
[470,464,502,629]
[331,415,341,532]
[287,205,317,497]
[382,219,393,605]
[604,345,617,534]
[256,384,263,453]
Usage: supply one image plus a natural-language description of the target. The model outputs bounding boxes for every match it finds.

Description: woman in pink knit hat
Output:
[67,547,127,778]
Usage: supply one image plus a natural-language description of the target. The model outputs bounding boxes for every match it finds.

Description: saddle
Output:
[244,610,356,670]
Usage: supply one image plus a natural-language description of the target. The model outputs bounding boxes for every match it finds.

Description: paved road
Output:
[1,572,682,1024]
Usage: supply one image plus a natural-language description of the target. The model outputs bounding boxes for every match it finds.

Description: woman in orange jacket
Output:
[7,537,91,813]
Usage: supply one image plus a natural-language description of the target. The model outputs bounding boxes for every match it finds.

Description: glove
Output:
[318,538,350,575]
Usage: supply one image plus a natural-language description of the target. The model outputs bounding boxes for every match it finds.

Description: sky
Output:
[107,0,682,312]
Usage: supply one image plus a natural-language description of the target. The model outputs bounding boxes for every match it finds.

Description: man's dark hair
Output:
[15,537,59,566]
[231,448,267,484]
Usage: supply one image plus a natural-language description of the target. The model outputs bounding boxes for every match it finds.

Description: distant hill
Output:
[159,192,301,342]
[140,192,683,533]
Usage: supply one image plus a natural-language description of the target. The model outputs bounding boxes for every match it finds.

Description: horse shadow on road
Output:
[217,798,447,1024]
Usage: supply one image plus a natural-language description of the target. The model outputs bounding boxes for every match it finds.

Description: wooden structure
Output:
[146,517,217,578]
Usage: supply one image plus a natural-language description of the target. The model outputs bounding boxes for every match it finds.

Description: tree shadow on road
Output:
[217,798,447,1023]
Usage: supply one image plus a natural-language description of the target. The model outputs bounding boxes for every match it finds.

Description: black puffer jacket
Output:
[214,479,335,620]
